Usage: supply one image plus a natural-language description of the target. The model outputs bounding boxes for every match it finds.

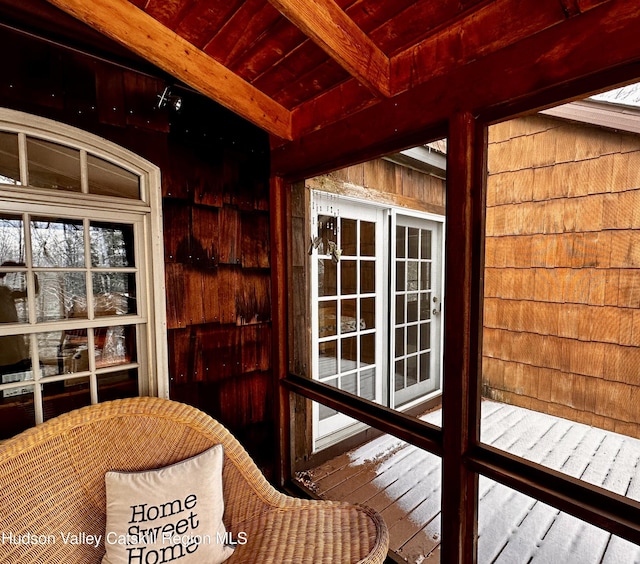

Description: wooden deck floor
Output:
[296,401,640,563]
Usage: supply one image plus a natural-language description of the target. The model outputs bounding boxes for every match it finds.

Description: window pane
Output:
[87,154,140,199]
[0,386,35,439]
[0,132,20,185]
[27,138,81,192]
[96,325,135,368]
[31,218,85,268]
[42,378,90,422]
[37,272,87,322]
[90,222,135,267]
[97,368,138,402]
[93,273,136,316]
[48,329,88,376]
[0,214,25,263]
[0,271,29,323]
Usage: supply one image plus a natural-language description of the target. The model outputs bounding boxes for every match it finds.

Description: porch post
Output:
[270,174,291,487]
[440,110,485,563]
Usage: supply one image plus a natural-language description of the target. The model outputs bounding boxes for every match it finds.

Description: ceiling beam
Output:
[273,0,640,178]
[267,0,391,98]
[44,0,293,140]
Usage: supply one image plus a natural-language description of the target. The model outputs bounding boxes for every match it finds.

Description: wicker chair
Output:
[0,397,389,563]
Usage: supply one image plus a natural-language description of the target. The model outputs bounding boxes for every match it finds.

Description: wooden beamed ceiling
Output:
[42,0,640,170]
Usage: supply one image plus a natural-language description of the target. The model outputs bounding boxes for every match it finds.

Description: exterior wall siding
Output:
[484,113,640,437]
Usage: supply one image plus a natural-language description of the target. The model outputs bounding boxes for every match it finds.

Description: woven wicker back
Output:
[0,397,276,563]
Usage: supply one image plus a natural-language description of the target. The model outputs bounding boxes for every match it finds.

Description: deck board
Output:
[299,400,640,563]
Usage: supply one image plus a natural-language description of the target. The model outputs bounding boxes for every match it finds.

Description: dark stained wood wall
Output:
[0,26,276,477]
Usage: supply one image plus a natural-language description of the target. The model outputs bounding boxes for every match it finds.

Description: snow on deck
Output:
[300,401,640,563]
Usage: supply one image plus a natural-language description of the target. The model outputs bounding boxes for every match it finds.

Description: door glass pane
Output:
[318,341,338,378]
[361,297,375,329]
[31,218,85,268]
[90,222,135,267]
[341,336,357,371]
[318,259,337,296]
[27,138,81,192]
[318,301,337,338]
[361,260,375,293]
[341,218,357,256]
[341,259,357,295]
[396,225,406,258]
[421,229,432,259]
[0,132,20,185]
[0,214,25,263]
[87,154,140,199]
[360,221,375,256]
[317,215,337,255]
[37,272,86,322]
[92,273,136,316]
[360,334,375,367]
[341,298,357,333]
[408,227,419,258]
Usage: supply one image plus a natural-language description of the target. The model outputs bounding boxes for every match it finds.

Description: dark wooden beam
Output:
[439,111,483,564]
[273,0,640,178]
[45,0,293,140]
[283,374,444,457]
[267,0,391,97]
[270,175,291,487]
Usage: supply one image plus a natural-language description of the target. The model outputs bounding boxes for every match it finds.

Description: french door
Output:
[311,193,385,447]
[310,192,444,449]
[391,213,444,408]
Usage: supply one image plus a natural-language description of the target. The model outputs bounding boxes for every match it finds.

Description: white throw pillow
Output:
[102,444,235,564]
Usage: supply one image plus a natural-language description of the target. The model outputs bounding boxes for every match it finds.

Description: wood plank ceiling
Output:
[28,0,640,180]
[42,0,617,142]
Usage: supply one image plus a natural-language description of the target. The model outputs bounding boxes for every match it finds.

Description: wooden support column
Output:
[270,174,291,487]
[440,111,485,564]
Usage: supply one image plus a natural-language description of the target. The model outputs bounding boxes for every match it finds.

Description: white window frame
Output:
[0,108,168,429]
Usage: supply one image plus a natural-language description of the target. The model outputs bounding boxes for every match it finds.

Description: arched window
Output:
[0,109,167,439]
